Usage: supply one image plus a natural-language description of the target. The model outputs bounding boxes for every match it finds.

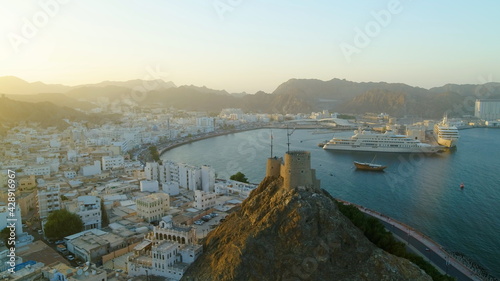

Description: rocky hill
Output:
[181,176,430,281]
[0,96,115,129]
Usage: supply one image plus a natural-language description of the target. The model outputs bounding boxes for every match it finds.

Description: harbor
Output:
[161,127,500,278]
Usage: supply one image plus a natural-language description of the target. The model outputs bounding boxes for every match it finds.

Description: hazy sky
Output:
[1,0,499,93]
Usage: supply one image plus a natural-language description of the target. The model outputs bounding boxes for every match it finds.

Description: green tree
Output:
[149,145,160,162]
[230,172,249,183]
[100,199,109,228]
[44,209,84,240]
[337,203,455,281]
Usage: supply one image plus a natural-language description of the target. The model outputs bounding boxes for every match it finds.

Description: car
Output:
[67,255,75,261]
[201,216,211,222]
[38,230,43,235]
[194,220,204,225]
[55,240,65,245]
[209,213,218,218]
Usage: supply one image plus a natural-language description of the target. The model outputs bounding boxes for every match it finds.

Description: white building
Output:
[128,218,201,281]
[214,180,257,198]
[101,155,124,170]
[136,193,170,222]
[196,117,215,132]
[145,162,159,181]
[64,170,77,179]
[201,165,215,192]
[24,165,51,176]
[147,161,214,192]
[194,190,216,210]
[162,181,180,196]
[140,180,160,193]
[475,99,500,120]
[76,196,102,230]
[37,185,61,219]
[178,163,201,191]
[81,161,101,177]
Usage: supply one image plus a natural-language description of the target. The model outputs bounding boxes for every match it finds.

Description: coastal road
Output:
[380,220,470,281]
[337,200,481,281]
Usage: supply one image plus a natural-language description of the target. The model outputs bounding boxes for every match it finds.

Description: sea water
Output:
[161,128,500,277]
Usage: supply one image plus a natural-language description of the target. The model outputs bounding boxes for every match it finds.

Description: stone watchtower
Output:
[266,157,282,178]
[266,150,320,191]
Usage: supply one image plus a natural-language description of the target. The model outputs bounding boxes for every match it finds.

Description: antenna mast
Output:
[270,130,273,158]
[286,125,296,153]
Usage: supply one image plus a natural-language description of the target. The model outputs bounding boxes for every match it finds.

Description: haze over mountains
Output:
[2,76,500,119]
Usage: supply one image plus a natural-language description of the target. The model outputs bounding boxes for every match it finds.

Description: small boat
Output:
[354,161,387,171]
[460,182,465,188]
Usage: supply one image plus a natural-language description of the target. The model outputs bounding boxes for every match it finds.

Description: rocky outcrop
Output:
[182,176,431,281]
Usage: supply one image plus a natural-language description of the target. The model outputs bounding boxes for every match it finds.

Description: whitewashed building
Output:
[128,217,202,281]
[140,180,160,192]
[194,190,216,210]
[475,99,500,120]
[101,155,124,170]
[37,185,61,219]
[76,196,102,230]
[81,161,101,177]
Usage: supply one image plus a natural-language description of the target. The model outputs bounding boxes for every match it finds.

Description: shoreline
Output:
[157,124,351,156]
[336,198,483,281]
[157,126,265,156]
[155,125,499,156]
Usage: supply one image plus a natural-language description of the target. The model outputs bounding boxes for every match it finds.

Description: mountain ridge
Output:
[3,76,500,117]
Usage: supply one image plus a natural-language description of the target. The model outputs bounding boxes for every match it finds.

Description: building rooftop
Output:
[64,229,107,240]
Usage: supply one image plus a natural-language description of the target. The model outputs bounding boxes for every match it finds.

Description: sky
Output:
[0,0,499,93]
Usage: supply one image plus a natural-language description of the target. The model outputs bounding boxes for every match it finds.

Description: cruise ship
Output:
[433,115,459,148]
[322,130,443,153]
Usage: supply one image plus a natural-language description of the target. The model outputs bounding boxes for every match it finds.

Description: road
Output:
[336,200,482,281]
[380,220,470,281]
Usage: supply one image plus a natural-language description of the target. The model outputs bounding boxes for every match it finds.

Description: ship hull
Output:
[323,144,442,153]
[436,138,456,148]
[354,161,386,171]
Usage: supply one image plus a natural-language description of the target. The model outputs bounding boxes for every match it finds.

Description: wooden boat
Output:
[353,161,387,171]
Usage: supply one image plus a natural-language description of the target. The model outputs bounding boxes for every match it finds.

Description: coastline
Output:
[144,124,496,278]
[336,198,482,281]
[156,123,351,157]
[157,125,265,156]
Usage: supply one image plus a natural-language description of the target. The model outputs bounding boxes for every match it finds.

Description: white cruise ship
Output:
[433,115,459,148]
[322,130,443,153]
